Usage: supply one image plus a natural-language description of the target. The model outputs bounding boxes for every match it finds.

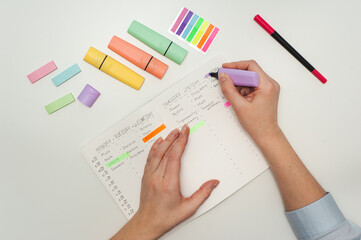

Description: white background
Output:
[1,0,361,239]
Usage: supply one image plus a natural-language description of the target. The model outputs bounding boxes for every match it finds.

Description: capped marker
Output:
[254,14,327,84]
[108,36,168,79]
[128,20,188,64]
[210,68,259,87]
[83,47,145,90]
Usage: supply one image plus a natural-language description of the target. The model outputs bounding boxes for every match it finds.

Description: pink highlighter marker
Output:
[210,68,259,87]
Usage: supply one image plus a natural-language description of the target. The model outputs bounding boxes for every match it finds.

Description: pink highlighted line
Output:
[224,101,231,108]
[170,8,188,33]
[27,60,57,83]
[202,27,219,52]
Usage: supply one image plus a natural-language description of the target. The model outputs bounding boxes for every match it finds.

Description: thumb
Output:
[219,73,247,108]
[182,179,219,216]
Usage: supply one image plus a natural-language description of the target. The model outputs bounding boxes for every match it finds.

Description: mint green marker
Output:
[128,20,187,64]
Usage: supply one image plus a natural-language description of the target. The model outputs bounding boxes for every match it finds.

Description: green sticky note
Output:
[191,21,210,45]
[190,120,205,134]
[186,17,204,42]
[45,93,75,114]
[106,152,130,168]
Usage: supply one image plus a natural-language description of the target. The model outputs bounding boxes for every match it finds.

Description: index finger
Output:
[163,125,189,184]
[222,60,275,87]
[222,60,264,73]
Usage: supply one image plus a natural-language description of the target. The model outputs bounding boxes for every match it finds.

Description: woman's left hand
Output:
[111,125,219,240]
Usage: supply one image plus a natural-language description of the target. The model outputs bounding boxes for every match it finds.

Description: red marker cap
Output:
[254,14,275,35]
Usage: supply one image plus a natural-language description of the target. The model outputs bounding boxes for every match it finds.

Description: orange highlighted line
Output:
[142,124,166,143]
[197,24,214,49]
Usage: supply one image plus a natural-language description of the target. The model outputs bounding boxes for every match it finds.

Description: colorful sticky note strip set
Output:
[169,7,220,54]
[27,61,100,114]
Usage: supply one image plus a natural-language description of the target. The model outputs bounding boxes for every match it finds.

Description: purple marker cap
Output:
[77,84,100,107]
[211,68,259,87]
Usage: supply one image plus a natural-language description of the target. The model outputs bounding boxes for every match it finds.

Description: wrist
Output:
[252,125,283,149]
[132,212,163,240]
[111,212,161,240]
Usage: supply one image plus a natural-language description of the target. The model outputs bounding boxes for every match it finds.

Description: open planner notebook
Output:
[81,57,268,222]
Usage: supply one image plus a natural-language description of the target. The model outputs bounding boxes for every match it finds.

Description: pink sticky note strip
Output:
[202,27,220,52]
[27,61,57,83]
[170,7,188,33]
[224,101,231,108]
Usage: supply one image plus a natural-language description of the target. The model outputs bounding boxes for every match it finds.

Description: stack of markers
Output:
[83,20,188,90]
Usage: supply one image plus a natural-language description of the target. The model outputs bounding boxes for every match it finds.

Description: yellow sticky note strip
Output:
[191,21,210,45]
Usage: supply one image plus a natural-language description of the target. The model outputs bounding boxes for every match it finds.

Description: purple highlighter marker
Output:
[210,68,259,87]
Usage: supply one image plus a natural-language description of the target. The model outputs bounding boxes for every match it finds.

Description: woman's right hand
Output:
[219,60,281,145]
[219,61,328,213]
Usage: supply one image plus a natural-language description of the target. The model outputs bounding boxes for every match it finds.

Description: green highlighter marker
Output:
[128,20,188,64]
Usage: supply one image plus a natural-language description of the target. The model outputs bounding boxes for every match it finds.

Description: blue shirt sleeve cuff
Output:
[285,193,345,240]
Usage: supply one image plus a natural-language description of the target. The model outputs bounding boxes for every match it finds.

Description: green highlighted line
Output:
[106,152,130,168]
[189,120,205,134]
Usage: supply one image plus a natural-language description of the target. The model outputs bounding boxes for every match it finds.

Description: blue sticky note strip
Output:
[52,64,81,87]
[181,14,199,39]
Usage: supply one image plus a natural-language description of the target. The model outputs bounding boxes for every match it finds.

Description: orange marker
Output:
[108,36,168,79]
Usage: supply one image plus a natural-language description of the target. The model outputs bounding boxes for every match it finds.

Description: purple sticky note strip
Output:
[176,11,193,35]
[77,84,100,107]
[27,60,57,83]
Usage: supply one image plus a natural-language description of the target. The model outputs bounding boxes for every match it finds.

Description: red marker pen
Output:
[254,14,327,84]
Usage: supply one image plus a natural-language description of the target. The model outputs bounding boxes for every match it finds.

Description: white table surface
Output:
[1,0,361,239]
